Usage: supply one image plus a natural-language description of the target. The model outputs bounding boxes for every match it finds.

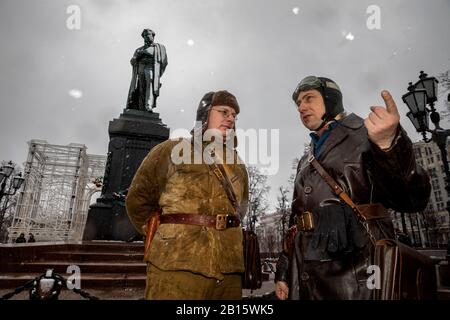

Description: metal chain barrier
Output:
[70,287,99,300]
[1,269,99,300]
[0,278,36,300]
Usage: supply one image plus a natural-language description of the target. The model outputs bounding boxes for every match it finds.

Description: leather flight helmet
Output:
[292,76,344,123]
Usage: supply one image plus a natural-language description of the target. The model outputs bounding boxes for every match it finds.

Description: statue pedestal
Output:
[83,109,170,241]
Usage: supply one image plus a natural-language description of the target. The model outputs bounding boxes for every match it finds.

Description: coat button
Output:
[301,272,309,281]
[304,186,312,194]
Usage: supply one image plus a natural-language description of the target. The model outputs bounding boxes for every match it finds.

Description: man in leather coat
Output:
[275,76,431,300]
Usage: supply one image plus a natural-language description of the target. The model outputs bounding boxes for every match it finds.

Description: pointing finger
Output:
[381,90,398,115]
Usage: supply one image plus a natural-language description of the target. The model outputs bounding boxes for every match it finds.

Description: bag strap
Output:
[203,149,241,213]
[307,154,365,220]
[307,153,376,244]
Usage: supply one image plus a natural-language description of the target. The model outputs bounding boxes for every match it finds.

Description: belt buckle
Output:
[216,214,229,230]
[213,168,224,179]
[297,211,314,232]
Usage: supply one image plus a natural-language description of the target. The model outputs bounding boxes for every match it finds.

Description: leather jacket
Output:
[276,113,431,299]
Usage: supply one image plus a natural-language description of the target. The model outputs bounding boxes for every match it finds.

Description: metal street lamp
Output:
[0,161,25,236]
[415,70,439,107]
[403,83,429,139]
[2,161,15,178]
[402,71,450,253]
[12,173,25,190]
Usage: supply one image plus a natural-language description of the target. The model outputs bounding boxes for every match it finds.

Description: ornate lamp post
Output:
[0,161,25,233]
[402,71,450,252]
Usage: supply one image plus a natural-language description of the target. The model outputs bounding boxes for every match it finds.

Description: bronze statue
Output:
[126,29,168,111]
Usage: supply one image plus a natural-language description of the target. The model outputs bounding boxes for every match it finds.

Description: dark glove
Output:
[310,204,349,254]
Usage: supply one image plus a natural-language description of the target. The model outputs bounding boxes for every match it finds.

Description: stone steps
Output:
[39,251,144,261]
[0,241,146,291]
[2,261,146,273]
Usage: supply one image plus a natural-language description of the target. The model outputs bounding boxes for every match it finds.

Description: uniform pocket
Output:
[156,223,178,240]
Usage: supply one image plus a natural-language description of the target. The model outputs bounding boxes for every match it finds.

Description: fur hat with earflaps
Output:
[193,90,240,133]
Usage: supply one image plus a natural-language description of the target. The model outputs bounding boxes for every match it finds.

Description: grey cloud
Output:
[1,0,449,207]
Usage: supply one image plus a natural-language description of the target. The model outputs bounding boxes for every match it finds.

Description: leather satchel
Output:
[308,154,437,300]
[373,238,436,300]
[242,229,263,290]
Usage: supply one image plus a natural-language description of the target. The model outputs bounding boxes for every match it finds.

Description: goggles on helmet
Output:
[292,76,341,103]
[292,76,323,102]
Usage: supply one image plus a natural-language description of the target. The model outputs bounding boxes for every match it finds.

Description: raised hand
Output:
[364,90,400,150]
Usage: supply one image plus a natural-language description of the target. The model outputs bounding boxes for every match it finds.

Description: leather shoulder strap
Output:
[307,153,365,222]
[203,149,241,213]
[308,153,377,244]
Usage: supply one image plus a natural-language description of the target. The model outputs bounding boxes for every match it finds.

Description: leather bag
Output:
[373,238,436,300]
[242,229,263,290]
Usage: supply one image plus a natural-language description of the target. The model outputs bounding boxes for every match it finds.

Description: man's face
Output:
[207,105,237,136]
[296,89,326,131]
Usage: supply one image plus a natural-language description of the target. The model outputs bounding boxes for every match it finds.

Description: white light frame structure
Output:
[8,140,106,242]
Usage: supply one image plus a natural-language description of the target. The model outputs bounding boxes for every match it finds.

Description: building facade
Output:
[391,140,450,247]
[255,209,291,258]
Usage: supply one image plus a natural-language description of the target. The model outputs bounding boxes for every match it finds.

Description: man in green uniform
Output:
[126,90,249,300]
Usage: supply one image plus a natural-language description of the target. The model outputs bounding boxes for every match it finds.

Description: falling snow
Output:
[68,89,83,99]
[345,32,354,41]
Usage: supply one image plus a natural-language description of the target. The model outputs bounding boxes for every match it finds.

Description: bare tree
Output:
[246,166,270,231]
[437,70,450,92]
[421,208,444,247]
[276,186,291,241]
[288,157,300,186]
[288,143,309,185]
[266,232,276,256]
[437,70,450,117]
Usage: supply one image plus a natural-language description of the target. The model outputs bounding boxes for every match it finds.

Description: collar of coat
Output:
[309,113,364,161]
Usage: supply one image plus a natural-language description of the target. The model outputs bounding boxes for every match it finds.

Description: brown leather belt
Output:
[159,213,240,230]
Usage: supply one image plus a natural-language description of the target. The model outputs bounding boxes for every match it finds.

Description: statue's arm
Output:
[127,49,140,105]
[130,49,140,66]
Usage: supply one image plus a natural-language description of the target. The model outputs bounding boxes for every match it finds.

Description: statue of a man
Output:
[126,29,168,112]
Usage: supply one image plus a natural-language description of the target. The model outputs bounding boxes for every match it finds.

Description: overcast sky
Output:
[1,0,449,209]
